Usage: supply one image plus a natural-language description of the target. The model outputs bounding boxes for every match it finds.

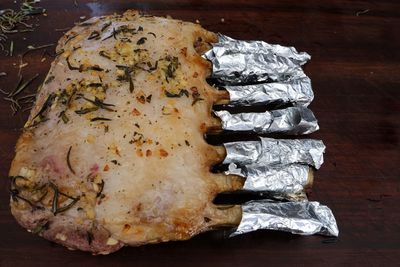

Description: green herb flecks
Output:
[66,56,79,70]
[165,89,189,98]
[163,56,179,82]
[99,50,111,59]
[0,1,45,54]
[74,107,98,115]
[50,183,80,215]
[22,43,55,59]
[82,96,115,111]
[90,117,112,122]
[66,146,76,175]
[101,21,111,32]
[32,221,50,234]
[116,65,135,93]
[59,111,69,123]
[88,30,100,40]
[96,180,105,198]
[28,93,56,127]
[44,75,55,84]
[102,25,141,41]
[2,84,36,114]
[67,56,104,72]
[136,37,147,45]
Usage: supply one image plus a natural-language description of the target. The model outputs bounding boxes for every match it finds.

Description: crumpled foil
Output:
[231,200,339,237]
[206,34,338,238]
[226,163,311,194]
[204,34,311,84]
[224,76,313,107]
[223,137,325,169]
[215,34,311,64]
[215,106,319,135]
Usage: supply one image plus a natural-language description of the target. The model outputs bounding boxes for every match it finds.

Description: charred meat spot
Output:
[159,149,168,157]
[132,108,141,116]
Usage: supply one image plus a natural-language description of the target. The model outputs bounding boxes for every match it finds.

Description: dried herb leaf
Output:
[136,37,147,45]
[67,146,76,175]
[165,89,189,98]
[91,117,112,122]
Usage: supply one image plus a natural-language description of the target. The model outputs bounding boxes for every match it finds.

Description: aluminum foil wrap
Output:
[231,200,339,237]
[206,34,338,238]
[215,106,319,135]
[224,76,313,107]
[223,137,325,169]
[204,34,311,84]
[226,163,311,193]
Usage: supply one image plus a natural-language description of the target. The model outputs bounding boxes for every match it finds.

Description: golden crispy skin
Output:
[9,10,243,254]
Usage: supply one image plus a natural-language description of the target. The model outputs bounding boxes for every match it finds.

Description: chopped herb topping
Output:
[165,89,189,98]
[66,146,76,175]
[44,75,55,84]
[163,56,179,82]
[59,111,69,123]
[29,93,56,127]
[75,107,98,115]
[90,117,112,122]
[96,180,105,197]
[82,96,115,111]
[101,21,112,32]
[136,37,147,45]
[66,56,104,72]
[99,50,111,59]
[50,183,80,215]
[65,34,78,45]
[32,222,50,234]
[88,31,101,40]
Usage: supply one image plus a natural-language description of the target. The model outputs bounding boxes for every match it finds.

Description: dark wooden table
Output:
[0,0,399,266]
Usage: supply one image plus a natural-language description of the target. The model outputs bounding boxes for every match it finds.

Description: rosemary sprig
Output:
[32,222,49,234]
[9,73,39,97]
[82,96,115,111]
[59,110,69,123]
[11,175,28,187]
[10,189,43,210]
[101,21,111,32]
[66,146,76,175]
[0,1,45,55]
[22,43,54,59]
[1,74,39,115]
[90,117,111,122]
[31,93,55,121]
[9,41,13,56]
[49,182,80,215]
[88,30,100,40]
[165,89,189,98]
[75,107,98,115]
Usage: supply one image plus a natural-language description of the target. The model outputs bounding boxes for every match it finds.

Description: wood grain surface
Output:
[0,0,399,266]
